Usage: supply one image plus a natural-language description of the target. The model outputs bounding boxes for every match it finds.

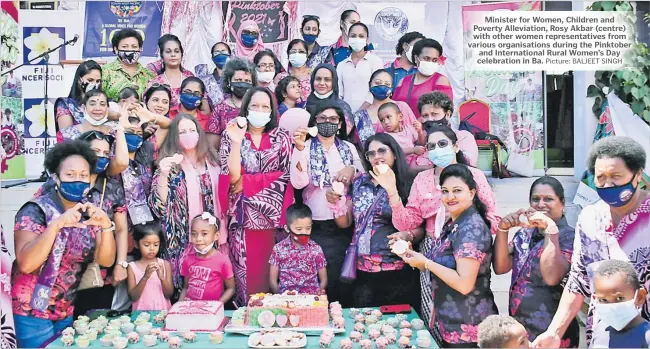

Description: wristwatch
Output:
[117,261,128,268]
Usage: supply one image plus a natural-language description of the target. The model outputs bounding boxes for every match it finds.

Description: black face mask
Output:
[231,82,252,98]
[316,122,338,138]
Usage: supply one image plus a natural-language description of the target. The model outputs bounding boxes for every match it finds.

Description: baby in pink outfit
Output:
[378,102,427,169]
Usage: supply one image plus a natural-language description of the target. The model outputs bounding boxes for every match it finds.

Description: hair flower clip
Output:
[201,212,217,225]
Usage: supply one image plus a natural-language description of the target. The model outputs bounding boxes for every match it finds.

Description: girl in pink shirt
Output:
[127,221,174,311]
[377,102,427,170]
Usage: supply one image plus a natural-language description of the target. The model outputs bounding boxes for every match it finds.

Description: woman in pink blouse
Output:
[387,124,500,326]
[290,101,364,306]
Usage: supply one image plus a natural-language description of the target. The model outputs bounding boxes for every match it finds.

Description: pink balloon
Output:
[279,108,311,135]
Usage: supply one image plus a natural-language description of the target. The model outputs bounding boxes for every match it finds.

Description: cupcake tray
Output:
[225,321,345,336]
[247,334,307,348]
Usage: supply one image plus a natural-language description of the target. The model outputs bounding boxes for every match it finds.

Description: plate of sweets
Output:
[248,330,307,348]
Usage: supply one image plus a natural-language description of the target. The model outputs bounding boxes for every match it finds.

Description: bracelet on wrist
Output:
[497,226,509,233]
[424,259,431,270]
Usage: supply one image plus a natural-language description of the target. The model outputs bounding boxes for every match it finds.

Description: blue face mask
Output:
[241,34,258,48]
[180,93,201,110]
[428,146,456,168]
[95,156,110,173]
[58,180,90,203]
[125,133,143,153]
[596,177,638,207]
[370,85,391,100]
[303,34,317,44]
[212,54,229,69]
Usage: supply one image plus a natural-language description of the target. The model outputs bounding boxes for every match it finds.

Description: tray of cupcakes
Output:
[247,329,307,348]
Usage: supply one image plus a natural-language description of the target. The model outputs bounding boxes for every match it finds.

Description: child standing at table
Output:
[477,314,531,348]
[127,221,174,311]
[377,102,427,169]
[179,213,236,303]
[269,204,327,294]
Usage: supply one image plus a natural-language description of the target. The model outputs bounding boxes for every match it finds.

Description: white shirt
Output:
[336,52,384,112]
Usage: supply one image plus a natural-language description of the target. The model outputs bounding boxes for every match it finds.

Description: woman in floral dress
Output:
[54,60,102,132]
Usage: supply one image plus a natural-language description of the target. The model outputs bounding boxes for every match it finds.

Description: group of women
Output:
[5,9,650,349]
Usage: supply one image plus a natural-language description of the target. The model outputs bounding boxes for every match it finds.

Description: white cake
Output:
[164,301,224,332]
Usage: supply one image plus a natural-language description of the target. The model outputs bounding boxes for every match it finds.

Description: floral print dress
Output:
[1,225,16,348]
[427,206,497,346]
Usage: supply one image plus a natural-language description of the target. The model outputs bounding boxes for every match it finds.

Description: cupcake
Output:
[76,323,90,335]
[349,308,360,318]
[400,328,413,337]
[97,315,108,324]
[105,325,121,334]
[143,334,157,347]
[382,325,396,335]
[107,330,123,338]
[398,336,411,348]
[151,328,162,337]
[137,312,151,321]
[330,307,343,317]
[60,335,74,347]
[119,315,131,324]
[127,331,140,344]
[73,320,88,329]
[411,319,425,330]
[159,331,171,342]
[112,336,128,349]
[183,331,197,343]
[61,327,75,337]
[395,314,408,322]
[209,331,224,344]
[319,334,333,348]
[369,329,381,340]
[86,328,99,341]
[330,301,341,309]
[376,336,389,349]
[362,308,373,316]
[76,335,90,348]
[121,322,135,334]
[350,331,363,343]
[400,320,412,329]
[332,316,345,329]
[168,336,182,348]
[136,323,152,335]
[153,313,166,325]
[354,314,365,324]
[322,329,335,338]
[417,330,431,338]
[371,309,383,318]
[366,315,379,324]
[100,335,115,347]
[354,322,366,333]
[340,338,353,349]
[78,315,90,323]
[387,317,399,328]
[360,339,373,349]
[385,333,397,344]
[417,335,432,348]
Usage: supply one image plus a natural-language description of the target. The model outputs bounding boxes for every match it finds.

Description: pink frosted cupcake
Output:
[159,331,170,343]
[350,331,363,343]
[371,309,383,318]
[349,308,360,318]
[319,334,333,348]
[340,338,353,349]
[400,328,413,337]
[183,331,196,343]
[400,320,412,329]
[398,336,411,348]
[330,307,343,317]
[354,322,366,333]
[127,332,140,344]
[376,336,389,349]
[369,329,381,340]
[354,314,365,324]
[150,328,162,337]
[417,335,432,348]
[385,333,397,344]
[382,325,396,335]
[332,316,345,329]
[360,339,372,349]
[168,336,182,348]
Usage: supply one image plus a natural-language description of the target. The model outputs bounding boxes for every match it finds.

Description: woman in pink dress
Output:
[393,38,453,119]
[1,224,16,348]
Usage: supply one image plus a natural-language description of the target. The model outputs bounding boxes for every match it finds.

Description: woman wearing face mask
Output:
[290,102,364,306]
[336,23,384,113]
[301,15,334,68]
[198,42,232,106]
[398,164,498,348]
[168,77,210,132]
[305,64,356,140]
[234,20,265,61]
[55,60,102,131]
[355,69,418,145]
[274,39,312,102]
[332,133,420,309]
[332,10,375,66]
[535,136,650,348]
[493,176,579,348]
[386,124,499,325]
[11,141,116,348]
[149,114,225,297]
[394,39,453,119]
[206,58,257,149]
[102,29,155,102]
[253,50,280,91]
[220,87,293,306]
[385,32,425,93]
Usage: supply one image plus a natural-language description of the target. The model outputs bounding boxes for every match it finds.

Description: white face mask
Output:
[418,60,439,77]
[83,110,108,126]
[288,53,307,68]
[405,46,414,63]
[247,110,271,128]
[594,291,640,331]
[257,70,275,84]
[194,243,214,255]
[348,38,367,52]
[314,90,333,99]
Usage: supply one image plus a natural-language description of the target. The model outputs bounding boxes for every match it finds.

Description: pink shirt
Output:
[456,129,479,167]
[387,124,418,150]
[290,139,364,220]
[391,166,501,235]
[370,100,417,133]
[129,259,172,311]
[181,250,234,301]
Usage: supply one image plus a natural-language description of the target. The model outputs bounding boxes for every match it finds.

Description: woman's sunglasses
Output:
[365,147,389,160]
[425,139,450,151]
[80,131,115,144]
[149,82,171,91]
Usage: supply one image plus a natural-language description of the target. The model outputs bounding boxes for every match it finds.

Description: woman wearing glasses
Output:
[234,20,265,61]
[386,124,499,326]
[55,60,102,132]
[301,15,334,68]
[220,87,293,306]
[332,133,420,308]
[198,42,231,106]
[253,50,280,91]
[274,39,313,102]
[290,102,364,305]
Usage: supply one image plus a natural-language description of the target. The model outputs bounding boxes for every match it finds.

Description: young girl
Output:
[126,221,174,311]
[179,213,235,303]
[377,102,427,169]
[275,75,306,116]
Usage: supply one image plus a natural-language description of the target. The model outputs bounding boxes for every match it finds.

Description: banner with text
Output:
[83,1,164,58]
[462,1,545,169]
[223,1,289,44]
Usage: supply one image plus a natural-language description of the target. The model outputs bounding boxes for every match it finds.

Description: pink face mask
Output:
[179,132,199,150]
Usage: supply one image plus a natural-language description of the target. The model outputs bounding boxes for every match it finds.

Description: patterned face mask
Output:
[117,50,141,64]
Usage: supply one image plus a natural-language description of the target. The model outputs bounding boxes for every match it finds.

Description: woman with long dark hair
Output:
[55,60,102,131]
[274,39,313,102]
[333,133,420,308]
[399,164,498,348]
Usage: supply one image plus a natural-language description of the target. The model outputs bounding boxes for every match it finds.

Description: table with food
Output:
[43,291,436,348]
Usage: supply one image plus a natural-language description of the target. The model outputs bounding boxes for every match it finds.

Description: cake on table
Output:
[165,300,225,332]
[242,291,330,328]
